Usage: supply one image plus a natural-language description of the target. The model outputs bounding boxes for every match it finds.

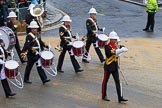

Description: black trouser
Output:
[15,34,24,63]
[145,12,155,31]
[57,45,80,71]
[102,69,122,100]
[24,57,47,83]
[84,39,104,62]
[1,79,12,97]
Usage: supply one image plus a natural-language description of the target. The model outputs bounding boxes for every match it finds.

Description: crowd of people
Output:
[2,0,159,104]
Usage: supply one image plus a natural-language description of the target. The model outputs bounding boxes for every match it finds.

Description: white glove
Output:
[0,59,5,64]
[68,42,72,46]
[121,47,128,52]
[14,25,18,28]
[102,27,105,32]
[116,47,128,56]
[10,51,14,57]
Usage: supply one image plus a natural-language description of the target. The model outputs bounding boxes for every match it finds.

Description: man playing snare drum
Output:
[82,7,105,64]
[57,15,83,73]
[23,20,50,84]
[0,39,16,98]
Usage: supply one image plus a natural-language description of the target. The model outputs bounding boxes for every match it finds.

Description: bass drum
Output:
[0,26,16,51]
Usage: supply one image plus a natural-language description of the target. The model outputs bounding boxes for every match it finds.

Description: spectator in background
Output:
[0,0,8,26]
[143,0,158,32]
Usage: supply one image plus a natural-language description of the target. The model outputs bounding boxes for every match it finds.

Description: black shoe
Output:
[43,79,51,85]
[57,69,64,73]
[6,93,16,98]
[147,29,153,32]
[24,80,32,84]
[102,96,110,101]
[143,28,148,31]
[82,59,89,63]
[75,69,84,73]
[118,98,128,103]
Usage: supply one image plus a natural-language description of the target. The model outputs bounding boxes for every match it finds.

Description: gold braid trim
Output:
[105,55,118,65]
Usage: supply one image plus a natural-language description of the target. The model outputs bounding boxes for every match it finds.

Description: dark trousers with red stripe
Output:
[102,69,122,100]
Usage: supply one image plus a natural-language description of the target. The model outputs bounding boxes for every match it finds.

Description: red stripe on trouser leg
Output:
[102,70,108,99]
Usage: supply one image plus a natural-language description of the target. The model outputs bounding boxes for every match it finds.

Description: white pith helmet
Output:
[109,30,120,41]
[88,7,97,14]
[61,15,72,22]
[28,20,39,28]
[28,4,35,10]
[7,11,17,18]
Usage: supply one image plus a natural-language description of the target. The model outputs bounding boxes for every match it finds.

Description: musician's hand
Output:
[93,30,97,35]
[111,49,116,54]
[20,53,25,59]
[32,48,36,53]
[45,45,49,49]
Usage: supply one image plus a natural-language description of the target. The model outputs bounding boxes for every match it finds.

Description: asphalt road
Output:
[0,0,162,108]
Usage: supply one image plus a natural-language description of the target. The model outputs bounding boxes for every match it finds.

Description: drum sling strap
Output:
[105,55,118,65]
[88,18,98,33]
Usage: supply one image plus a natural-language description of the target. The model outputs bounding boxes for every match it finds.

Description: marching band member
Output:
[0,0,8,27]
[101,31,128,103]
[7,11,26,64]
[82,7,105,63]
[21,3,44,57]
[57,15,83,73]
[23,20,50,84]
[25,3,42,35]
[0,39,16,98]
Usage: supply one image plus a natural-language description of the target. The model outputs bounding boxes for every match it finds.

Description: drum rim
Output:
[41,50,54,59]
[5,60,19,69]
[72,41,84,48]
[97,34,108,41]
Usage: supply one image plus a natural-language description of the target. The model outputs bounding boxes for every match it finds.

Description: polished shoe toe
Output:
[75,69,84,73]
[143,28,148,31]
[24,80,32,84]
[119,98,128,103]
[6,93,16,98]
[102,96,110,101]
[43,79,51,84]
[57,69,64,73]
[82,59,89,63]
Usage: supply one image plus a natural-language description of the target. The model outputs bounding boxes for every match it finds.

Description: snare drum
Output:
[5,60,19,79]
[97,34,108,48]
[72,41,84,56]
[0,26,16,50]
[41,51,54,68]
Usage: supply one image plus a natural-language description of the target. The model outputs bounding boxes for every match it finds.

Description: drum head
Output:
[41,51,54,60]
[72,41,84,48]
[97,34,108,41]
[0,26,15,50]
[0,29,9,50]
[5,60,19,69]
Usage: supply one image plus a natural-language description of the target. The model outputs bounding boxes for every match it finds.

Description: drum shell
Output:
[5,67,18,79]
[72,47,84,56]
[41,57,54,68]
[72,41,84,56]
[40,51,54,68]
[97,34,108,48]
